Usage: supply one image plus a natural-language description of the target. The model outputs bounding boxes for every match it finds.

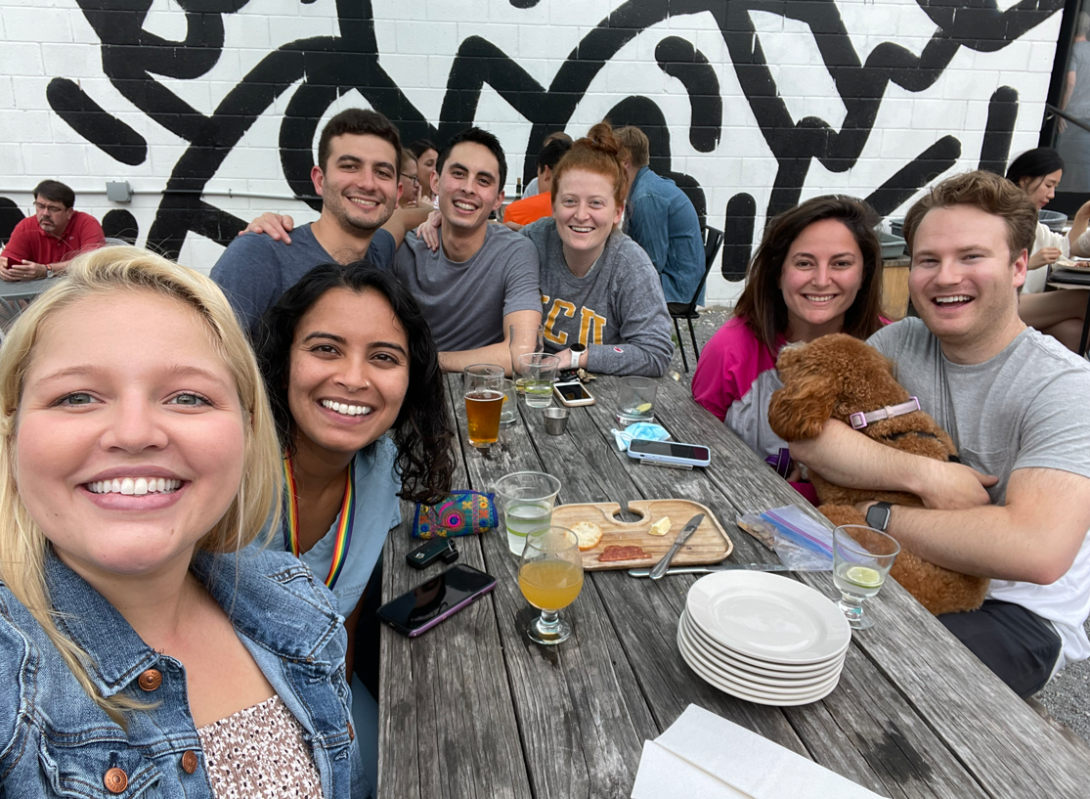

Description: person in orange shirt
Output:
[504,137,572,227]
[0,181,105,281]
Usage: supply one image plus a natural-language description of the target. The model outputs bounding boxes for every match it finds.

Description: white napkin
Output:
[631,705,886,799]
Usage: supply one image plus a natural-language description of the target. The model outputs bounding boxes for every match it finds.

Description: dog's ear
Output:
[768,372,839,441]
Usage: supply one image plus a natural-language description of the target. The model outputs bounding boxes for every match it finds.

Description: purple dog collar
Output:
[849,397,921,430]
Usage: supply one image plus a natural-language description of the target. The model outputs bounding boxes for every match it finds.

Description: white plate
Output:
[686,571,851,665]
[679,615,843,688]
[681,611,845,676]
[678,622,843,697]
[677,626,841,706]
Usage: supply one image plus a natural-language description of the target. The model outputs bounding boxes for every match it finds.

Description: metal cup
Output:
[543,407,570,435]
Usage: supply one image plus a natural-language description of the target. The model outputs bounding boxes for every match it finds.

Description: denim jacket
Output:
[0,547,359,798]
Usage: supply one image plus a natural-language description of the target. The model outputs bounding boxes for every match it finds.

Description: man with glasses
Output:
[0,181,105,281]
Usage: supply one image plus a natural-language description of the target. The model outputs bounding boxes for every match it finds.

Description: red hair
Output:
[551,121,630,207]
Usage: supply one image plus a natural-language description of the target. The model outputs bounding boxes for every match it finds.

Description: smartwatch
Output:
[865,501,893,533]
[570,343,586,370]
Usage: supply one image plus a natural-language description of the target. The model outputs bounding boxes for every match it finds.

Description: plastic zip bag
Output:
[736,505,834,571]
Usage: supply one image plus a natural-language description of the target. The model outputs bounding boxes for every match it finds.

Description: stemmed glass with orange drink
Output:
[518,527,584,645]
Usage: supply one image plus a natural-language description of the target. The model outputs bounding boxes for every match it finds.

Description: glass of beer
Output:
[463,364,505,448]
[518,526,584,645]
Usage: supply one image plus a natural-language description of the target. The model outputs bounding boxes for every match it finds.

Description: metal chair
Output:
[668,226,723,372]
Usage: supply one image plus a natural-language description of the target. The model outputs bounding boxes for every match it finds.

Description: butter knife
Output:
[629,563,796,577]
[648,513,705,580]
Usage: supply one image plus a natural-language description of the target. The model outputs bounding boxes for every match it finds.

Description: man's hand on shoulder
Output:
[240,213,295,243]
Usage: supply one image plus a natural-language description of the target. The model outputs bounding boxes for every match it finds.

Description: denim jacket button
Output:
[137,669,162,691]
[181,750,199,774]
[104,767,128,793]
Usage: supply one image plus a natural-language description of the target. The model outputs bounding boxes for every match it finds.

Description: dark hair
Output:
[258,263,454,503]
[552,121,630,206]
[1005,147,1064,186]
[536,138,572,174]
[733,195,885,353]
[409,139,438,159]
[436,127,508,189]
[33,180,75,209]
[904,169,1038,260]
[317,109,402,177]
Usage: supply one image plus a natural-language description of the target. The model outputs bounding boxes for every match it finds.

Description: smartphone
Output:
[376,564,496,638]
[627,439,711,468]
[553,380,596,407]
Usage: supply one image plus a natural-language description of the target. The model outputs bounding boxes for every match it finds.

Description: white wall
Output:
[0,0,1065,304]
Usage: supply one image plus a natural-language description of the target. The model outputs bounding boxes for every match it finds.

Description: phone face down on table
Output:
[376,564,497,638]
[626,439,711,467]
[553,380,596,407]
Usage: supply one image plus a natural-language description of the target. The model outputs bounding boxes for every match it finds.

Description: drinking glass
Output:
[494,471,561,555]
[463,364,505,448]
[517,353,560,409]
[832,525,901,630]
[499,378,518,427]
[615,376,658,425]
[509,324,545,391]
[518,526,584,645]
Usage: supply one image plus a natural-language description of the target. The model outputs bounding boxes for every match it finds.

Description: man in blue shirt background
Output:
[617,125,705,305]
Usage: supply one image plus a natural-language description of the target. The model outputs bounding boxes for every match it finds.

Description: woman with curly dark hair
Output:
[256,261,453,794]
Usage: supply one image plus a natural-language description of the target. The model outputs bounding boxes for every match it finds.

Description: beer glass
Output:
[463,364,505,448]
[517,353,560,409]
[509,324,545,391]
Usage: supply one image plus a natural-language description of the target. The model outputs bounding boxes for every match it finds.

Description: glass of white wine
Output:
[518,527,584,645]
[832,525,901,630]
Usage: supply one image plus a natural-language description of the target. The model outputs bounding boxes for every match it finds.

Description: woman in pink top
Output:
[692,196,887,502]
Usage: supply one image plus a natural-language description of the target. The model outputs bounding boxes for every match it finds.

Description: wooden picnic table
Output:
[378,374,1089,798]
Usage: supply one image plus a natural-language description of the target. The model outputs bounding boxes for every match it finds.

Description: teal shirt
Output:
[255,436,401,616]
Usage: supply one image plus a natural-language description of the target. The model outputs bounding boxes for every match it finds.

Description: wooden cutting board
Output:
[551,499,732,571]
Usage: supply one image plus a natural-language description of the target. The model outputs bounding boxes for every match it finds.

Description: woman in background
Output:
[1006,147,1090,352]
[410,139,439,203]
[692,196,886,502]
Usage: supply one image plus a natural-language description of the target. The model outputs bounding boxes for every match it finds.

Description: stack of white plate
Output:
[677,571,852,706]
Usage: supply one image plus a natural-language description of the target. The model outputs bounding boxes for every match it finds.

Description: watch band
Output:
[570,349,581,370]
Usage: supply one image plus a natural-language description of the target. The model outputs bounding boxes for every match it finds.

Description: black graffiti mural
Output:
[8,0,1062,279]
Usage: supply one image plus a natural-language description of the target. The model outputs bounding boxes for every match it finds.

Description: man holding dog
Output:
[791,170,1090,698]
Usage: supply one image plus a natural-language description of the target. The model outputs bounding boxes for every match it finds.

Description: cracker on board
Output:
[571,521,603,551]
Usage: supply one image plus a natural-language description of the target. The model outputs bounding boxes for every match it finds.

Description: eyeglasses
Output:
[402,174,420,185]
[34,202,66,215]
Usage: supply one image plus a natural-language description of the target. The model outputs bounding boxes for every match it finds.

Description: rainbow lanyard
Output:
[282,455,356,589]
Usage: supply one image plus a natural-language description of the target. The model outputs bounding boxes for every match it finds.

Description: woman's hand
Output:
[416,210,443,251]
[1028,247,1062,270]
[240,213,295,243]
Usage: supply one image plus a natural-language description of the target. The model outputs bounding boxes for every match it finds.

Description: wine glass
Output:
[832,525,901,630]
[518,526,584,645]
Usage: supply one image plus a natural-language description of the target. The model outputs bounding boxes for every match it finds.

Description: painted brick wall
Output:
[0,0,1066,304]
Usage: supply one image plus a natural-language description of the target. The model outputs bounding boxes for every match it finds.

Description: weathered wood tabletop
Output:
[379,374,1090,799]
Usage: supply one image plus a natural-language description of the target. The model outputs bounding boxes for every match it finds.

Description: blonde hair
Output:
[0,246,281,724]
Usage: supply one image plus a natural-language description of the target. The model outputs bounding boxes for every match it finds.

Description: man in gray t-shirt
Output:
[792,171,1090,697]
[394,128,542,372]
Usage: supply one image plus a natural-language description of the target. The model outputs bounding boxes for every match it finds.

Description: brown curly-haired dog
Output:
[767,333,988,615]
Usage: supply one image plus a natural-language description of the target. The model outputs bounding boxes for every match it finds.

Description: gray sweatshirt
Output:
[522,218,674,376]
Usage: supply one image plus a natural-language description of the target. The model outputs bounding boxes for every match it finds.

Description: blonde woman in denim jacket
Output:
[0,248,359,797]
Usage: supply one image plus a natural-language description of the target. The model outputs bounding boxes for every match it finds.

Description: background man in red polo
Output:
[0,181,105,281]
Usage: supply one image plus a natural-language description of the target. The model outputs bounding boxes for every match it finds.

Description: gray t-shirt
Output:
[522,218,673,376]
[869,318,1090,668]
[394,224,541,352]
[210,224,396,337]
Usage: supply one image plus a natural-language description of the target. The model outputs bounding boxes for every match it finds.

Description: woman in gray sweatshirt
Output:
[520,123,674,377]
